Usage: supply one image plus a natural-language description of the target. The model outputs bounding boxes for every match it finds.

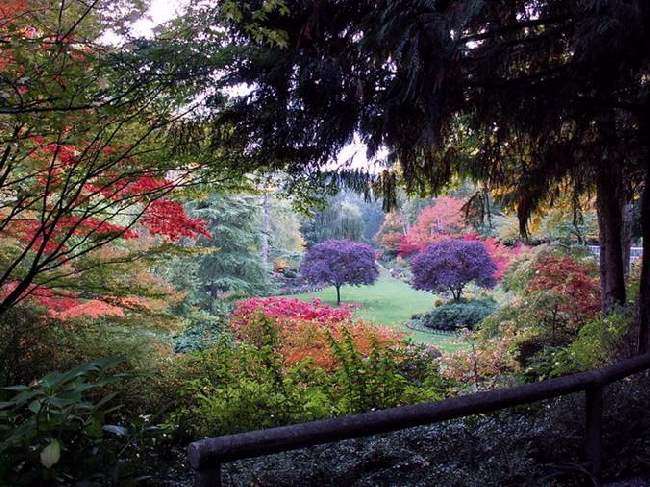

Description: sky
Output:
[131,0,187,38]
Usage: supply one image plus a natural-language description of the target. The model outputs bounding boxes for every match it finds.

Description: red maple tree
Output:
[0,1,212,317]
[398,196,469,256]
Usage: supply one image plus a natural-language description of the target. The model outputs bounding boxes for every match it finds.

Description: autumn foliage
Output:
[527,255,601,323]
[390,197,526,278]
[398,196,468,256]
[230,297,403,370]
[231,296,354,325]
[0,2,211,319]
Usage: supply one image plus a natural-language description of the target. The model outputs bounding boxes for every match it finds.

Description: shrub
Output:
[231,296,353,327]
[0,358,124,484]
[410,239,497,301]
[484,250,601,361]
[173,308,229,353]
[524,311,633,381]
[414,298,498,332]
[441,327,523,388]
[169,335,450,439]
[526,254,601,322]
[502,245,598,296]
[0,306,170,389]
[230,300,402,370]
[501,251,538,293]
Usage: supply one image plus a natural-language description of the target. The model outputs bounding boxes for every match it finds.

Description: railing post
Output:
[585,385,603,485]
[194,464,222,487]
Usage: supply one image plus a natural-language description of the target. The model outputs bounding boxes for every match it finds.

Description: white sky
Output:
[131,0,188,38]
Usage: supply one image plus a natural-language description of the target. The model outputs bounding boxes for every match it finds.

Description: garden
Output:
[2,1,650,486]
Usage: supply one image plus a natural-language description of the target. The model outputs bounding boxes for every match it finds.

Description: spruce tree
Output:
[189,194,269,302]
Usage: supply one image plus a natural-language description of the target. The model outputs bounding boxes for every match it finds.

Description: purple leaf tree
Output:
[300,240,379,305]
[410,239,497,301]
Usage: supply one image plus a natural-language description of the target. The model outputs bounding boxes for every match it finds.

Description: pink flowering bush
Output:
[230,296,403,370]
[231,296,354,328]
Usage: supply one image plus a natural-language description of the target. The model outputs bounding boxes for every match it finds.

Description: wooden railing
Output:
[188,353,650,487]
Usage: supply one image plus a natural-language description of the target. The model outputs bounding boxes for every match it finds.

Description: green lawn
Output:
[291,274,465,352]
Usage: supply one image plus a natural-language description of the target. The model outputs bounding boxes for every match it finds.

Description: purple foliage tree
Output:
[300,240,379,304]
[410,239,497,301]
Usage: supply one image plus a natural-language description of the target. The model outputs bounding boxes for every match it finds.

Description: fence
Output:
[188,352,650,487]
[588,245,643,260]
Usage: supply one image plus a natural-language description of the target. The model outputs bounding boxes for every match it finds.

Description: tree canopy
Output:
[300,239,379,304]
[196,0,650,350]
[411,239,497,301]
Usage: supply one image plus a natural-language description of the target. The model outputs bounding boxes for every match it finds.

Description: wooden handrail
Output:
[188,352,650,486]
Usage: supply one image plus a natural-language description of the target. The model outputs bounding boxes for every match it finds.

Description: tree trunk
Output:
[260,192,271,271]
[596,167,627,312]
[638,175,650,354]
[637,108,650,354]
[335,285,341,305]
[622,201,634,277]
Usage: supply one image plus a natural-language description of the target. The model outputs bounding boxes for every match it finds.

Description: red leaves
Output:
[0,0,27,23]
[230,297,402,370]
[390,196,527,280]
[1,281,129,321]
[231,297,354,328]
[141,200,210,241]
[527,255,601,321]
[399,196,468,256]
[5,216,137,256]
[39,142,78,166]
[0,282,79,311]
[105,175,173,200]
[49,299,125,320]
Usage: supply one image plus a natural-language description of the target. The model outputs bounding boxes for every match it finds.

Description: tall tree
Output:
[190,194,269,304]
[203,0,650,349]
[300,193,365,246]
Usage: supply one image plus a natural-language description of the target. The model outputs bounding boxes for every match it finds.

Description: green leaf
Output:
[40,439,61,469]
[103,424,128,436]
[27,400,42,414]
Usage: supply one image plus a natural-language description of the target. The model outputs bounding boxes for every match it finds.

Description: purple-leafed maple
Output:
[410,239,497,301]
[300,240,379,304]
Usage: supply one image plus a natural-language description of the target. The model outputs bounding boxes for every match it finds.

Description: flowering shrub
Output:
[230,297,402,370]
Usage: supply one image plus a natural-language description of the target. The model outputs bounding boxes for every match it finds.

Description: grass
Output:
[291,274,466,352]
